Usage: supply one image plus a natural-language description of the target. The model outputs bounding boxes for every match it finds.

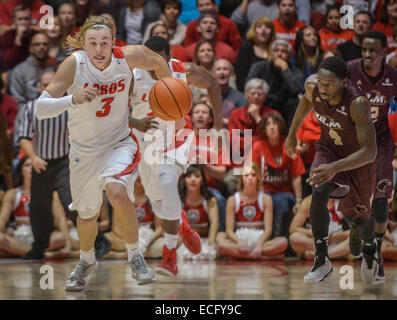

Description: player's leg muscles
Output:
[372,198,389,228]
[310,182,335,238]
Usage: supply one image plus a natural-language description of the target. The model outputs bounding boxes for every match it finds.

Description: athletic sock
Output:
[164,232,178,250]
[313,236,329,262]
[375,232,385,254]
[125,242,141,262]
[80,248,95,265]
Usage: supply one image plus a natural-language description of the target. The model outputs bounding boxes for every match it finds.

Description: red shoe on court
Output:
[155,245,178,277]
[179,209,201,254]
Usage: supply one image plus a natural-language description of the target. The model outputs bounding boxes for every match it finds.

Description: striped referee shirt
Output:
[18,99,69,160]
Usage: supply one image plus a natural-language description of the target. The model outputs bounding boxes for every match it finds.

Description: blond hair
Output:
[66,15,114,49]
[237,162,263,191]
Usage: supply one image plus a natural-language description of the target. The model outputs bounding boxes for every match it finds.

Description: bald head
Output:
[212,59,233,88]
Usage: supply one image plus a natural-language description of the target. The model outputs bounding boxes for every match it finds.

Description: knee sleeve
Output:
[372,198,389,224]
[157,167,182,221]
[355,216,375,243]
[310,182,335,238]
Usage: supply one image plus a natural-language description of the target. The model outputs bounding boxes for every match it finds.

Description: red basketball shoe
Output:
[179,209,201,254]
[155,245,178,276]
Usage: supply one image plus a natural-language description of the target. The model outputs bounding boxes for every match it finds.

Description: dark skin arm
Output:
[307,96,377,187]
[285,74,317,159]
[185,62,222,130]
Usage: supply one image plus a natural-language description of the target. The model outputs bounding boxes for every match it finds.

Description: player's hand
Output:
[175,117,186,132]
[285,135,298,159]
[306,163,337,187]
[72,87,100,104]
[131,116,159,132]
[32,155,48,173]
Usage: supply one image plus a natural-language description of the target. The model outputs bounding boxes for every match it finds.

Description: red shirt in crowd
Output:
[273,18,307,50]
[171,45,187,62]
[184,39,237,64]
[188,132,229,189]
[0,29,37,70]
[388,111,397,151]
[296,110,321,166]
[372,22,397,53]
[249,136,306,194]
[0,0,46,26]
[183,14,242,53]
[228,105,280,164]
[318,27,354,51]
[0,93,18,134]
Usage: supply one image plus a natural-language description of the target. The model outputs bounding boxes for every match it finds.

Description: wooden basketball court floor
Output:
[1,258,397,300]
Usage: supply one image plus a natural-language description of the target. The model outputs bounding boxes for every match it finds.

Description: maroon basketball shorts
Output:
[311,145,375,219]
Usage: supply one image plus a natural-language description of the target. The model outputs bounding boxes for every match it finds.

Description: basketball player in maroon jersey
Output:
[285,56,378,284]
[347,31,397,284]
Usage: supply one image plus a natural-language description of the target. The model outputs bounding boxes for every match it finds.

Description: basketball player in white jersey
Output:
[130,36,222,276]
[35,16,171,291]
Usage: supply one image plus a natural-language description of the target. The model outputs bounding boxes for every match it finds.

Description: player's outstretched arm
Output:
[329,96,377,173]
[285,74,317,159]
[35,56,77,120]
[185,62,222,130]
[123,45,171,79]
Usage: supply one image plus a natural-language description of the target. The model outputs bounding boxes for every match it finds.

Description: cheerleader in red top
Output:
[248,113,306,238]
[177,165,219,260]
[217,163,288,260]
[104,175,164,259]
[0,157,70,258]
[289,195,351,260]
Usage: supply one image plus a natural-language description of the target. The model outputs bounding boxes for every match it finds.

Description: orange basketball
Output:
[148,77,193,121]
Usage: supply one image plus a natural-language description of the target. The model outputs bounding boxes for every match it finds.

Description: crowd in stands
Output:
[1,0,397,262]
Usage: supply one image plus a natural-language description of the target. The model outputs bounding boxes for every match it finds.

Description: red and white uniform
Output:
[130,58,194,203]
[66,47,139,218]
[136,202,155,227]
[184,198,209,229]
[234,191,265,228]
[12,187,30,224]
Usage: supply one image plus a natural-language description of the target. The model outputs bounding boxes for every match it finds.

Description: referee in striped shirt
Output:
[17,71,110,259]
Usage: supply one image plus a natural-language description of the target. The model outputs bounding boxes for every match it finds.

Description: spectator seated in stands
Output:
[184,0,241,53]
[386,25,397,67]
[0,5,37,71]
[0,76,17,140]
[117,0,161,45]
[188,101,228,234]
[289,195,351,261]
[184,12,237,64]
[248,113,305,238]
[273,0,306,50]
[318,4,353,51]
[103,176,164,259]
[178,165,219,260]
[58,2,78,41]
[217,162,288,260]
[292,25,323,81]
[337,10,373,62]
[0,156,71,259]
[247,39,304,127]
[143,0,186,46]
[212,59,246,127]
[41,16,68,65]
[72,0,95,27]
[373,0,397,53]
[235,16,275,92]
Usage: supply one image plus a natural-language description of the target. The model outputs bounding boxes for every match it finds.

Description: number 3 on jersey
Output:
[96,97,114,117]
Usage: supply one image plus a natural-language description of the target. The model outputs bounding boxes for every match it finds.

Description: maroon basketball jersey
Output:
[348,59,397,138]
[312,81,367,158]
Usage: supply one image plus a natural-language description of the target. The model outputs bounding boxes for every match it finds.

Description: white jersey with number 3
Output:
[67,47,131,155]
